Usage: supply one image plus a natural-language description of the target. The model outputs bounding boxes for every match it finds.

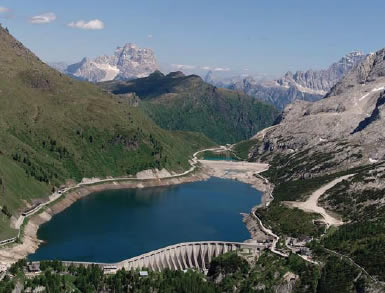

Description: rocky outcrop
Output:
[278,51,365,95]
[250,48,385,164]
[60,43,159,82]
[227,51,366,110]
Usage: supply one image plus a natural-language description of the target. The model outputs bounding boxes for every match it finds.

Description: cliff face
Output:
[59,43,159,82]
[254,49,385,162]
[227,51,366,110]
[278,51,366,95]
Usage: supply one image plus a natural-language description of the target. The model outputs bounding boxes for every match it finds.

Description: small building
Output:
[27,263,40,273]
[299,247,312,256]
[139,271,148,277]
[103,265,117,274]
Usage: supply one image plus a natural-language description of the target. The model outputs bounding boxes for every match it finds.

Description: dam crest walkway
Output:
[57,241,266,272]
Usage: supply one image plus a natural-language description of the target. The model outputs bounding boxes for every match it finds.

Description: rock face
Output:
[62,43,159,82]
[278,51,366,95]
[252,48,385,166]
[228,51,366,110]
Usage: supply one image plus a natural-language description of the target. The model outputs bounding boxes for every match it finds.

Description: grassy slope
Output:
[232,139,260,160]
[100,72,279,144]
[0,27,213,238]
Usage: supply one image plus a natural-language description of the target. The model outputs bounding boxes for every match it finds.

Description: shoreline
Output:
[0,159,271,265]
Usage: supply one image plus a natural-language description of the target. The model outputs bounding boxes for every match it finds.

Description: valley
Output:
[99,71,279,144]
[0,5,384,291]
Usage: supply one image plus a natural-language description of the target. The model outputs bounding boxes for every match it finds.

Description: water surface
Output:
[29,177,261,263]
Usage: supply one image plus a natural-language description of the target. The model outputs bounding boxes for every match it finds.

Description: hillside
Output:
[238,47,385,289]
[0,26,213,240]
[100,71,279,144]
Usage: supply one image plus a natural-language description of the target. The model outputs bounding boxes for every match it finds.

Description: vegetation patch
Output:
[232,139,260,160]
[256,203,323,238]
[320,218,385,281]
[100,72,279,144]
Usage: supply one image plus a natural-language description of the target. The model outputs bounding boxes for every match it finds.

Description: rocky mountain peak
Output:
[59,43,159,82]
[225,50,367,110]
[278,51,366,95]
[255,46,385,163]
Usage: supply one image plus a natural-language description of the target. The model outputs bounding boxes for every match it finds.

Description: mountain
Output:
[57,43,159,82]
[237,48,385,286]
[48,62,68,73]
[100,71,280,144]
[230,77,323,110]
[0,26,213,240]
[227,51,366,110]
[204,70,270,88]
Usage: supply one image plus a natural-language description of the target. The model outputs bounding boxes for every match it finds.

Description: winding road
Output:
[285,174,355,227]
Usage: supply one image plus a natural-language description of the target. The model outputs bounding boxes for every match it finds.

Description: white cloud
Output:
[213,67,231,72]
[171,64,196,70]
[29,12,56,24]
[200,66,211,71]
[68,19,104,30]
[0,7,9,13]
[147,34,153,39]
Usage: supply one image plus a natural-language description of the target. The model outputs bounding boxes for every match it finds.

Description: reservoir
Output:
[28,177,261,263]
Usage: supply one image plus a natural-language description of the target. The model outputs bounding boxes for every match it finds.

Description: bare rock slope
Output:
[59,43,159,82]
[229,51,365,110]
[254,49,385,163]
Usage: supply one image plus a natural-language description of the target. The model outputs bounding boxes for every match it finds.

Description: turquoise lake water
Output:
[28,177,261,263]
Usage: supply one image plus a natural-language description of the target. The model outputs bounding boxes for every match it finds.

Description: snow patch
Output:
[93,63,120,81]
[359,93,370,101]
[371,86,385,92]
[369,158,379,163]
[359,86,385,101]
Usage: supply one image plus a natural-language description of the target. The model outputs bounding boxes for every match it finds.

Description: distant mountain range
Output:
[100,71,279,144]
[50,44,365,111]
[214,51,366,110]
[51,43,159,82]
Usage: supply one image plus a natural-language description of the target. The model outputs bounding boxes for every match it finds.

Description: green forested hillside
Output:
[0,26,213,237]
[100,71,279,144]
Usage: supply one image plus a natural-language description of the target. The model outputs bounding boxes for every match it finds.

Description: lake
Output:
[28,177,261,263]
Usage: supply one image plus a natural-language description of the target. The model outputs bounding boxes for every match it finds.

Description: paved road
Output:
[252,213,288,258]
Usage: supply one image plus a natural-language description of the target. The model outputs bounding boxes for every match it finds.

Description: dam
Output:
[31,241,267,273]
[118,241,266,271]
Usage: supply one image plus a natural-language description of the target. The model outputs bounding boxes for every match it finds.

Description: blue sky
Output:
[0,0,384,76]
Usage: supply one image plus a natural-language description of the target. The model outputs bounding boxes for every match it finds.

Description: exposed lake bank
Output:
[0,159,270,264]
[29,177,263,262]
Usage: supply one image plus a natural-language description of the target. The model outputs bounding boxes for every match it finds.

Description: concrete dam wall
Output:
[117,241,266,271]
[35,241,266,273]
